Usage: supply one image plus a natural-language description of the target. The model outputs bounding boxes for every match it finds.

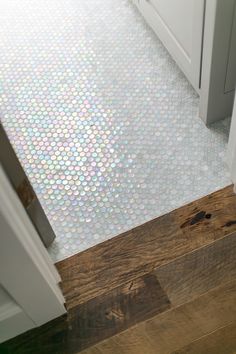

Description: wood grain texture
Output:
[0,274,170,354]
[56,185,236,309]
[173,322,236,354]
[155,230,236,306]
[81,279,236,354]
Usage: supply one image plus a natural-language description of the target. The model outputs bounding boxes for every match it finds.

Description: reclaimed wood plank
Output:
[155,230,236,306]
[56,185,236,309]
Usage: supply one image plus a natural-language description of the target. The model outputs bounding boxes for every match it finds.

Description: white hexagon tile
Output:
[0,0,231,262]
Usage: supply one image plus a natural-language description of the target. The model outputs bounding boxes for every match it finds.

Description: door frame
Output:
[0,165,66,342]
[0,123,56,248]
[199,0,236,125]
[227,93,236,193]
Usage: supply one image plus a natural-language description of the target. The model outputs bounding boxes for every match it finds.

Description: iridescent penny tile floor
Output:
[0,0,231,261]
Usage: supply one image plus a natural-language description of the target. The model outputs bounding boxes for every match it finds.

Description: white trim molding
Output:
[199,0,236,124]
[0,165,66,342]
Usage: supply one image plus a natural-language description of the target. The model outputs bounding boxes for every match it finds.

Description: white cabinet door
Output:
[136,0,205,92]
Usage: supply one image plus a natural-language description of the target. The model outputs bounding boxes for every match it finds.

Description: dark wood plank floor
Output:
[1,185,236,354]
[81,279,236,354]
[173,321,236,354]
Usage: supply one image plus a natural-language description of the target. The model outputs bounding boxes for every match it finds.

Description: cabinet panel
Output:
[150,0,194,58]
[137,0,205,91]
[0,285,35,343]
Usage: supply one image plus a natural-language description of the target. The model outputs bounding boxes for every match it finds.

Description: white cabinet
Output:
[137,0,205,92]
[136,0,236,124]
